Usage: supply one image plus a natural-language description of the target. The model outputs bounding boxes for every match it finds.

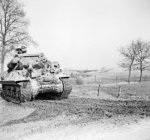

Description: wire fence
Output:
[71,74,150,98]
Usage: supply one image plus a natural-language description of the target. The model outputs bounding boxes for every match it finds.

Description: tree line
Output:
[119,40,150,82]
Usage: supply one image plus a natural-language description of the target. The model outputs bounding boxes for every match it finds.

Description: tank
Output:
[0,46,72,103]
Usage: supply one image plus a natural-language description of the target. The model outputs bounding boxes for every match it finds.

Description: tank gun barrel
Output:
[19,53,44,58]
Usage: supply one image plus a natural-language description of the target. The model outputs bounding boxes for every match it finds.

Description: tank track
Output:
[0,82,33,104]
[59,78,72,99]
[0,79,72,102]
[1,84,24,104]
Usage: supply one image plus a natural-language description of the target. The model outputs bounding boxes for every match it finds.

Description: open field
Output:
[1,72,150,140]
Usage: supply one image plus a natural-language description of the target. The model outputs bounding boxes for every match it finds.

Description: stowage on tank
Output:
[0,46,72,103]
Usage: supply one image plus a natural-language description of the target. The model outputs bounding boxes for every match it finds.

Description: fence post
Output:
[117,85,121,98]
[97,84,101,96]
[116,76,118,85]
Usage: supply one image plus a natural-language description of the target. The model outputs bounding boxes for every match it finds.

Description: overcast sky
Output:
[22,0,150,70]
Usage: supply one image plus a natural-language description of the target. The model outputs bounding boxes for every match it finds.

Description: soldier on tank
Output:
[7,55,23,72]
[16,46,27,54]
[7,46,27,72]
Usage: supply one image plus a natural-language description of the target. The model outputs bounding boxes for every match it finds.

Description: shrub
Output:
[75,76,84,85]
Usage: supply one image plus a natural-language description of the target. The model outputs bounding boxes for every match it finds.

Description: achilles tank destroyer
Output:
[0,46,72,103]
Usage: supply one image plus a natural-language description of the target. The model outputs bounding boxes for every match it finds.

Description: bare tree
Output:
[0,0,35,73]
[119,41,137,83]
[134,40,150,82]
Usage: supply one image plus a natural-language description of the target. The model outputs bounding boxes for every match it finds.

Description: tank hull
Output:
[0,78,72,103]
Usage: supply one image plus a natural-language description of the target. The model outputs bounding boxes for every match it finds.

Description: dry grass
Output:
[100,82,150,100]
[70,70,150,85]
[70,70,150,101]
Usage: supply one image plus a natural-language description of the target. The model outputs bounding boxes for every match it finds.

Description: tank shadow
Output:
[35,92,61,100]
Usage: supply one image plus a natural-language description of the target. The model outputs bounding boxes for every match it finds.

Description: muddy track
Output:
[2,96,150,127]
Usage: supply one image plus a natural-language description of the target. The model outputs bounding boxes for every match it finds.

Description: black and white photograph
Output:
[1,0,150,139]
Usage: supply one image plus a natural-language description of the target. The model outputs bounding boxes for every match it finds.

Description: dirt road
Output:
[1,112,150,140]
[23,117,150,140]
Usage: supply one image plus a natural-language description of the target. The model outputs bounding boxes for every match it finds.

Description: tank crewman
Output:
[7,46,27,72]
[7,54,24,72]
[50,61,61,74]
[46,60,52,69]
[38,55,52,74]
[43,58,52,71]
[15,46,27,54]
[16,46,23,54]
